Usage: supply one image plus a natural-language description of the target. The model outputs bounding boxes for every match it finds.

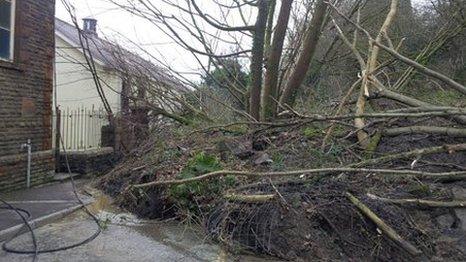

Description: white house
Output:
[54,18,186,151]
[55,17,124,113]
[54,18,125,150]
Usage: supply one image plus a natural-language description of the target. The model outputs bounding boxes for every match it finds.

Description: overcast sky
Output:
[56,0,256,82]
[56,1,198,82]
[56,0,429,82]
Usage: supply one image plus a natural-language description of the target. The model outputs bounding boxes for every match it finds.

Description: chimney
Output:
[82,18,97,36]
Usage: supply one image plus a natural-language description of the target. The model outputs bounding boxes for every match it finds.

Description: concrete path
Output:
[1,211,204,261]
[0,180,92,241]
[0,182,280,261]
[0,209,279,262]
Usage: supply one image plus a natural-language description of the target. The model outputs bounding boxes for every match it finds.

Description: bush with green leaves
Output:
[169,152,235,211]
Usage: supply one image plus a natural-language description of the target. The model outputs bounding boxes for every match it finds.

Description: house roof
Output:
[56,17,115,67]
[55,18,186,91]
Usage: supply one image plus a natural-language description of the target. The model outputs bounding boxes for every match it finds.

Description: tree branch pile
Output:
[57,0,466,260]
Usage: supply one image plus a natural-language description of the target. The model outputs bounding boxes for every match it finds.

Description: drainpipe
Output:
[21,139,32,188]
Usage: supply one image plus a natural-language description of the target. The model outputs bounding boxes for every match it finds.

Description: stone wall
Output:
[58,147,120,175]
[0,0,56,192]
[0,151,55,192]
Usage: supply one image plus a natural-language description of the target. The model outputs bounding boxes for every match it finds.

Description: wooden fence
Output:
[53,106,109,151]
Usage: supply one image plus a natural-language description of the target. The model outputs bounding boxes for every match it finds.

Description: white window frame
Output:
[0,0,15,61]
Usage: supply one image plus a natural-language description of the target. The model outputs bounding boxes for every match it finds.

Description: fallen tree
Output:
[383,126,466,137]
[346,193,423,257]
[90,0,466,260]
[367,193,466,208]
[128,143,466,189]
[130,169,466,189]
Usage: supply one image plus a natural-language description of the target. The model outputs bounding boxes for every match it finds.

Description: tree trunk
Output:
[384,126,466,137]
[249,0,269,120]
[355,0,398,149]
[377,88,466,125]
[279,0,327,107]
[264,0,277,55]
[261,0,293,120]
[346,193,422,256]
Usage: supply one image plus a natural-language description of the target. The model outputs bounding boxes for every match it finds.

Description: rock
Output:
[454,209,466,230]
[252,135,270,151]
[231,145,254,159]
[177,145,188,153]
[216,138,254,160]
[254,153,273,165]
[436,214,455,229]
[452,187,466,199]
[436,229,466,255]
[285,250,297,260]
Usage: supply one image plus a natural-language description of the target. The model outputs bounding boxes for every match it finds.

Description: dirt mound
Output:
[206,176,465,261]
[98,125,466,261]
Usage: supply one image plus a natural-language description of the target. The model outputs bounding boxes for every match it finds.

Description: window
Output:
[0,0,15,61]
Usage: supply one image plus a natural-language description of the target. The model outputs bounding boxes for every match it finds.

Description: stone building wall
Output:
[0,0,56,191]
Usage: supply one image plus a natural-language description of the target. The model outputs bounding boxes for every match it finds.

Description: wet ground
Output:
[0,191,281,262]
[0,181,91,232]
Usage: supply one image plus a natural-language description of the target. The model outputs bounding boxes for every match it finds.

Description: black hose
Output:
[0,206,31,219]
[1,133,102,256]
[0,198,38,262]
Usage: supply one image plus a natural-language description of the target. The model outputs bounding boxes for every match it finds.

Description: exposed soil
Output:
[207,176,460,261]
[98,123,466,261]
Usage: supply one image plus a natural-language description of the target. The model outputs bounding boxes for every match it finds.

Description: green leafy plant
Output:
[169,152,235,212]
[326,143,345,157]
[308,147,341,167]
[271,152,286,171]
[303,126,323,139]
[407,183,431,197]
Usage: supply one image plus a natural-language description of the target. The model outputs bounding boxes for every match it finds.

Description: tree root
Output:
[346,192,423,257]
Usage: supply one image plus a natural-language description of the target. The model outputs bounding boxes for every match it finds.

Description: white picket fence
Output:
[53,106,109,151]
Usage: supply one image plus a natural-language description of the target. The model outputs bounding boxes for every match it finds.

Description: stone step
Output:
[53,172,82,182]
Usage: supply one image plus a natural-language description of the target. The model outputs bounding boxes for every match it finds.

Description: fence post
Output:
[55,107,61,172]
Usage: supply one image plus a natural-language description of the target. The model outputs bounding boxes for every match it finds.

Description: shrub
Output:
[169,152,235,212]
